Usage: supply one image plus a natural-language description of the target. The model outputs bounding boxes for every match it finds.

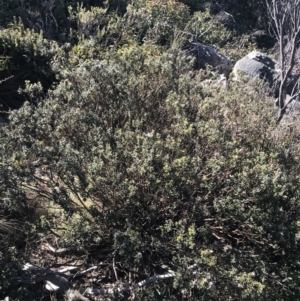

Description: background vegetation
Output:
[1,1,300,300]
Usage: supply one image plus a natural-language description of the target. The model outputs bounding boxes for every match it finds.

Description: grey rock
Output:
[233,50,281,92]
[188,42,232,76]
[233,50,300,97]
[234,51,300,116]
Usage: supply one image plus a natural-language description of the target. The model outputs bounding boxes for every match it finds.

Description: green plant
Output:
[1,1,300,300]
[0,20,59,110]
[2,36,300,299]
[186,9,236,47]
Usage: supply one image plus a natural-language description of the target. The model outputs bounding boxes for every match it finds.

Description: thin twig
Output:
[85,273,176,296]
[113,256,118,281]
[86,264,200,296]
[42,243,71,254]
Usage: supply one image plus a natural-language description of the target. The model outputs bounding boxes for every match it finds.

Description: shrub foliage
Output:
[1,1,300,300]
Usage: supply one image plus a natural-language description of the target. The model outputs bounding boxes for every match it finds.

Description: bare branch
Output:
[42,243,71,254]
[85,272,176,296]
[86,264,200,296]
[265,0,300,121]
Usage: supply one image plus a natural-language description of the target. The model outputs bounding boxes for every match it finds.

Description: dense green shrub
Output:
[186,9,236,47]
[1,1,300,300]
[125,0,191,45]
[68,3,110,43]
[66,0,193,61]
[2,36,300,299]
[0,20,59,110]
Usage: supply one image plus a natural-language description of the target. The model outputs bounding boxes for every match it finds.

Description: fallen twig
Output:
[85,272,176,296]
[42,243,71,254]
[85,262,201,296]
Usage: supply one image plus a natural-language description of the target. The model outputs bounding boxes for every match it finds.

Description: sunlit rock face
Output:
[234,50,300,113]
[233,51,280,92]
